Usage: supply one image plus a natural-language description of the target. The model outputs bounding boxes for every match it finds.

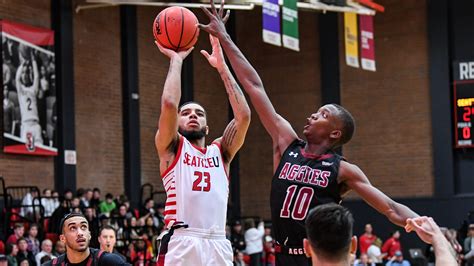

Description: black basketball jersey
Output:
[270,139,343,247]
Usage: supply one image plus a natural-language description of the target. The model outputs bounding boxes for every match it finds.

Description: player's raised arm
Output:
[31,53,39,93]
[199,0,297,150]
[154,42,194,155]
[339,161,419,227]
[201,34,250,163]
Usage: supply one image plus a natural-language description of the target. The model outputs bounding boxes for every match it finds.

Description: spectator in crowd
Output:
[52,241,65,258]
[382,231,402,260]
[263,236,275,266]
[111,205,130,230]
[80,189,93,210]
[99,194,116,216]
[359,224,377,255]
[51,191,60,211]
[127,238,152,266]
[231,220,246,253]
[7,224,25,245]
[70,197,81,210]
[50,199,70,235]
[90,188,101,210]
[445,228,463,264]
[6,243,18,266]
[367,237,385,264]
[353,253,375,266]
[98,226,126,261]
[16,238,35,266]
[0,254,7,266]
[39,255,52,265]
[303,204,357,266]
[84,207,100,248]
[139,199,155,218]
[25,224,40,256]
[20,189,40,220]
[17,257,29,266]
[41,189,56,217]
[35,239,55,266]
[234,250,246,266]
[244,218,265,266]
[464,223,474,265]
[63,189,73,201]
[385,251,410,266]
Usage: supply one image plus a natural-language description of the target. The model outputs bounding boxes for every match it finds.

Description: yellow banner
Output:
[344,12,359,68]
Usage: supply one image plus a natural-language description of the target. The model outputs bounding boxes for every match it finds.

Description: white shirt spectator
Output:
[41,198,56,217]
[244,221,265,255]
[367,243,383,263]
[35,239,56,265]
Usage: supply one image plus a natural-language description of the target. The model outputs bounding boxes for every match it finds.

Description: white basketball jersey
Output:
[18,84,39,123]
[162,136,229,231]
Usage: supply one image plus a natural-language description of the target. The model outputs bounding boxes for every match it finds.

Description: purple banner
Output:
[262,0,281,46]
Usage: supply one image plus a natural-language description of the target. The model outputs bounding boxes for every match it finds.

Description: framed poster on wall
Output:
[1,20,57,156]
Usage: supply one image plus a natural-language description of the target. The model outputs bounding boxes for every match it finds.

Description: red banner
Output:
[2,20,57,156]
[359,15,376,71]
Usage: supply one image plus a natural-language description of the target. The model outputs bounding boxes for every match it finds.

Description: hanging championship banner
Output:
[263,0,281,46]
[1,20,57,156]
[344,12,359,68]
[359,15,376,71]
[282,0,299,51]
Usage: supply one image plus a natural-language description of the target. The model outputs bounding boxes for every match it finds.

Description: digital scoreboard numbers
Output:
[453,61,474,148]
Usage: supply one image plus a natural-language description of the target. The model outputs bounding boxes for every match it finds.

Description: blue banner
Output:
[262,0,281,46]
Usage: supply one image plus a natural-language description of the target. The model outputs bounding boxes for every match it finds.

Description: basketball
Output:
[153,6,200,51]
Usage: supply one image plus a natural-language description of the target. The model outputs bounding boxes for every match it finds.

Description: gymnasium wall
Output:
[0,0,55,190]
[341,0,433,198]
[0,0,433,216]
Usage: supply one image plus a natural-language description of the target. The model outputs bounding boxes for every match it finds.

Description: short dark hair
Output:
[99,225,116,237]
[59,212,88,234]
[305,203,354,262]
[332,104,355,147]
[105,193,113,199]
[178,101,207,115]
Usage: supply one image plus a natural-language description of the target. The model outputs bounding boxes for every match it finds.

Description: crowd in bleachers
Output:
[0,177,473,266]
[0,181,167,265]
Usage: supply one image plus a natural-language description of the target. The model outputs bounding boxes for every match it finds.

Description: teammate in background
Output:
[154,26,251,265]
[15,48,43,146]
[304,204,357,266]
[199,1,419,265]
[42,213,127,265]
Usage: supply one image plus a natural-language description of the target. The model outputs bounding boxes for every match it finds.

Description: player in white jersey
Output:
[154,13,251,266]
[15,53,43,146]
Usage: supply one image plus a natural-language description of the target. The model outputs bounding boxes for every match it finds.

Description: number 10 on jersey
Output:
[280,185,314,220]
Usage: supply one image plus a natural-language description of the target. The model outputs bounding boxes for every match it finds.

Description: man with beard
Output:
[154,24,251,265]
[42,213,128,265]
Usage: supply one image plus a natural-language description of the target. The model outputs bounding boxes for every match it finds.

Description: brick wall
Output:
[73,4,124,195]
[0,0,55,191]
[340,0,433,198]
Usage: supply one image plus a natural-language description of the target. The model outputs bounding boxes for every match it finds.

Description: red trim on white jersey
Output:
[212,140,230,182]
[161,136,184,178]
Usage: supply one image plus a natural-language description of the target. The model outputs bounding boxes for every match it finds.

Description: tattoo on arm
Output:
[221,73,245,105]
[223,120,237,147]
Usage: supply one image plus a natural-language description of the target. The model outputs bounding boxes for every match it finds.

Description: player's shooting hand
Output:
[406,216,443,245]
[154,41,194,61]
[199,0,230,39]
[200,35,225,70]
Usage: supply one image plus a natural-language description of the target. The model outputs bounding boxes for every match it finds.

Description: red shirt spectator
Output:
[359,223,377,254]
[6,223,25,245]
[382,230,402,259]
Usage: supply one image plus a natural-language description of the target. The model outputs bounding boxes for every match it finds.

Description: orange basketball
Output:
[153,6,200,51]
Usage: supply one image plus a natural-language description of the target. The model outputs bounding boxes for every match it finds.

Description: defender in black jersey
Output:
[199,3,420,265]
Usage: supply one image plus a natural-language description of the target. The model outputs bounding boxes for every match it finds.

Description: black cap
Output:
[58,212,88,234]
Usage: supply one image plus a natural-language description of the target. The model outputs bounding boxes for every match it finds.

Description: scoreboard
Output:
[453,61,474,148]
